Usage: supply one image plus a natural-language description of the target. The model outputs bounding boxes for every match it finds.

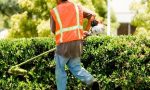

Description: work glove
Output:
[83,31,90,39]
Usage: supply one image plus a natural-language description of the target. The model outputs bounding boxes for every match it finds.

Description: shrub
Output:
[0,36,150,90]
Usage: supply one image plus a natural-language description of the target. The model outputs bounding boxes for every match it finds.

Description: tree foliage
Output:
[0,0,22,17]
[8,0,56,38]
[92,0,107,18]
[131,0,150,37]
[0,0,22,28]
[0,0,118,38]
[8,12,38,38]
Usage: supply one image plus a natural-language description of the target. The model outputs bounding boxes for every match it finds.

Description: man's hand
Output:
[83,31,90,39]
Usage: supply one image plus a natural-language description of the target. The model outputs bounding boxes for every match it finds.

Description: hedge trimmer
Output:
[88,20,105,35]
[8,48,56,76]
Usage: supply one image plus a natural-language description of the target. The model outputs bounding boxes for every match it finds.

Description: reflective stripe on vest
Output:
[53,3,83,43]
[56,25,83,35]
[74,3,81,39]
[53,8,63,43]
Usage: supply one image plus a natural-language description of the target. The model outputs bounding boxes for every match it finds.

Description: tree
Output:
[8,0,56,38]
[131,0,150,37]
[7,0,118,38]
[92,0,107,18]
[0,0,22,28]
[0,0,22,17]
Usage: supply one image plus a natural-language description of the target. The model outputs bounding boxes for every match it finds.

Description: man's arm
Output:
[81,6,96,38]
[50,14,56,34]
[82,7,96,31]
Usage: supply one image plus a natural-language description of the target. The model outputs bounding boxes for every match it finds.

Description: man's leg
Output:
[54,54,69,90]
[66,57,95,85]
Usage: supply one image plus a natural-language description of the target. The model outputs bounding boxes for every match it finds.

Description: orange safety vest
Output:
[50,2,84,45]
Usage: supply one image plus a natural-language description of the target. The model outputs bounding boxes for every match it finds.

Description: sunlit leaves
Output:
[131,0,150,36]
[8,12,38,38]
[37,20,51,37]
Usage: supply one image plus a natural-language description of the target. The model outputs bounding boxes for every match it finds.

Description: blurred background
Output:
[0,0,149,39]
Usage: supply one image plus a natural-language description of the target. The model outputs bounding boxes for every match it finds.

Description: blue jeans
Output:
[54,54,95,90]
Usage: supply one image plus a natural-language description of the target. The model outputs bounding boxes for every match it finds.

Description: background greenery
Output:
[0,0,150,89]
[0,36,150,90]
[131,0,150,37]
[1,0,150,38]
[0,0,119,38]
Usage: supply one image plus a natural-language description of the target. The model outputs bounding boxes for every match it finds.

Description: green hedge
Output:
[0,36,150,90]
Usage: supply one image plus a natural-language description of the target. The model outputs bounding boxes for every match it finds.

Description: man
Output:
[50,0,100,90]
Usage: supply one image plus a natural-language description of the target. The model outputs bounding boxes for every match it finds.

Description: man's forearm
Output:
[50,15,55,34]
[85,15,95,31]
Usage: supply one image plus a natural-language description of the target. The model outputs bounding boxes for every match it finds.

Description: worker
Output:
[50,0,100,90]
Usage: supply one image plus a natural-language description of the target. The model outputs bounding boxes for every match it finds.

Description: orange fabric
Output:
[50,2,83,45]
